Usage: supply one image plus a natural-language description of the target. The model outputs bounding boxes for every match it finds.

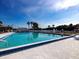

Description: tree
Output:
[30,22,34,28]
[73,24,79,32]
[48,25,51,28]
[32,22,39,30]
[56,25,63,30]
[52,25,55,27]
[68,23,74,31]
[56,25,68,31]
[74,24,79,29]
[52,25,55,29]
[0,21,3,27]
[62,25,68,31]
[27,21,30,29]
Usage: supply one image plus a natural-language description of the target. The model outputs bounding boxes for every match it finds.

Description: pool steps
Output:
[0,32,14,42]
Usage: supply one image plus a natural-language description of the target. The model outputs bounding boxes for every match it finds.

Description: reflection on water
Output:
[32,32,39,39]
[52,34,56,37]
[48,34,51,36]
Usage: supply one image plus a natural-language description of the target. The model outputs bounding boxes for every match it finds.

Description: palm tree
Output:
[0,21,3,27]
[52,25,55,28]
[30,21,33,28]
[27,21,30,29]
[52,25,55,29]
[48,25,51,28]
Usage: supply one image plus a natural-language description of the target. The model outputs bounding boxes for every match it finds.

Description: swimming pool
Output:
[0,32,65,49]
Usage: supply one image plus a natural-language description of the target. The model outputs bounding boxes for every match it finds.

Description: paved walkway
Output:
[0,37,79,59]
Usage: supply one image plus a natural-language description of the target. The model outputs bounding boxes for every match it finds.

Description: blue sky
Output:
[0,0,79,28]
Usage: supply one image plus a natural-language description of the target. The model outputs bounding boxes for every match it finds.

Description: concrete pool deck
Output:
[0,37,79,59]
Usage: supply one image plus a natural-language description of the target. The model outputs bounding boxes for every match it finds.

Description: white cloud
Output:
[53,0,79,10]
[17,0,79,14]
[39,0,79,11]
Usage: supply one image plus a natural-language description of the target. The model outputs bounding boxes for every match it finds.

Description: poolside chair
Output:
[74,35,79,40]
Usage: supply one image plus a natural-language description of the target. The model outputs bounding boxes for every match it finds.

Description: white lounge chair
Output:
[74,35,79,40]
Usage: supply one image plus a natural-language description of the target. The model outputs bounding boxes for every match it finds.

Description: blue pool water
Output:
[0,32,64,49]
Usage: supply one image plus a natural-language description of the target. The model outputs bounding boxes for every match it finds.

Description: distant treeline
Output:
[27,22,79,31]
[42,24,79,31]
